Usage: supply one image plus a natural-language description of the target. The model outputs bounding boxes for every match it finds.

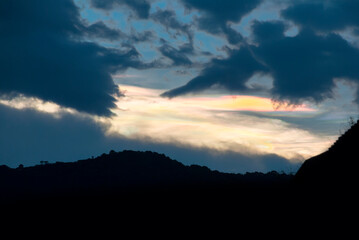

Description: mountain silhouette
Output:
[2,119,358,217]
[1,138,356,227]
[0,150,292,205]
[294,120,359,192]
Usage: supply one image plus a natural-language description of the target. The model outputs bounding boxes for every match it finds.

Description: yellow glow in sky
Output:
[106,85,334,162]
[179,95,314,112]
[0,85,335,162]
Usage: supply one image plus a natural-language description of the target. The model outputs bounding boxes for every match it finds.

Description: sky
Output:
[1,0,359,173]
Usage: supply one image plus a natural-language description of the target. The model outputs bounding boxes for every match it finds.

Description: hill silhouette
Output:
[1,134,356,228]
[294,120,359,192]
[1,120,358,216]
[0,150,292,204]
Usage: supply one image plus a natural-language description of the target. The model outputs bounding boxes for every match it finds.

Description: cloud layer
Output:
[181,0,263,44]
[0,0,150,116]
[90,0,151,19]
[111,85,331,162]
[0,103,301,173]
[282,0,359,32]
[164,11,359,107]
[161,46,267,97]
[3,0,359,114]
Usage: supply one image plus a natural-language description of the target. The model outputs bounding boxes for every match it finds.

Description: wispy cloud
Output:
[107,85,334,161]
[0,95,74,116]
[112,74,141,79]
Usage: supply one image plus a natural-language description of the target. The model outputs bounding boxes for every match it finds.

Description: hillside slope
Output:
[295,120,359,190]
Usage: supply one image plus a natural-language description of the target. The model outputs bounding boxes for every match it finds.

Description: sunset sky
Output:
[1,0,359,173]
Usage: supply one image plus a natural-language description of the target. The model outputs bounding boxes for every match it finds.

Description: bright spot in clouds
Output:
[0,85,335,164]
[0,95,73,115]
[106,85,333,161]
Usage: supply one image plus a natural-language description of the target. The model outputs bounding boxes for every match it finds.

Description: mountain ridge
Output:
[0,150,292,204]
[2,117,358,209]
[294,120,359,189]
[1,128,357,225]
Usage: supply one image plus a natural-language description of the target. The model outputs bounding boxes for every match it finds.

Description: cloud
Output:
[0,103,301,173]
[251,20,287,43]
[158,43,193,66]
[0,0,149,116]
[150,9,199,66]
[129,30,155,43]
[112,85,331,162]
[161,46,266,97]
[164,20,359,107]
[138,145,301,174]
[282,0,359,32]
[180,0,263,44]
[84,21,126,40]
[90,0,151,19]
[151,9,193,43]
[84,20,155,44]
[181,0,262,24]
[252,21,359,104]
[0,104,111,167]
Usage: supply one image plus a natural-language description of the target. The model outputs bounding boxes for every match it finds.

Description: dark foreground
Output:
[0,149,357,233]
[4,120,359,211]
[0,150,293,204]
[4,120,359,230]
[2,122,359,232]
[0,150,353,208]
[0,151,294,229]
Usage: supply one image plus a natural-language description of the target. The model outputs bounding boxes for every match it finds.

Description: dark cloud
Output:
[151,9,193,41]
[251,20,287,43]
[162,146,300,174]
[129,30,155,43]
[164,20,359,106]
[162,46,266,97]
[182,0,262,25]
[151,9,195,64]
[84,21,126,40]
[194,16,244,45]
[181,0,263,44]
[253,21,359,104]
[84,21,155,45]
[158,43,193,66]
[282,0,359,32]
[222,26,244,45]
[0,0,149,116]
[0,104,298,173]
[90,0,151,19]
[84,21,155,44]
[0,104,110,167]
